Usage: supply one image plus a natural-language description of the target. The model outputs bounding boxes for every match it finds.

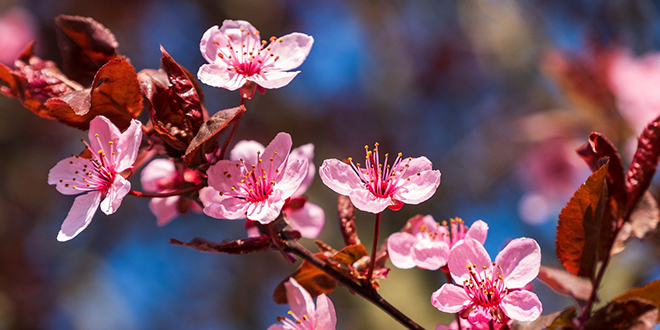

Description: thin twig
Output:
[128,183,205,198]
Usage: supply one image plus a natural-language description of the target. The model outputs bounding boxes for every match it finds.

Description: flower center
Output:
[276,310,314,330]
[60,134,118,193]
[214,28,283,77]
[348,143,416,198]
[220,150,279,202]
[462,263,508,322]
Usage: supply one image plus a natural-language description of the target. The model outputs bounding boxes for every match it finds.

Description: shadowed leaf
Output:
[332,244,367,265]
[577,132,627,210]
[627,114,660,218]
[273,253,337,304]
[183,105,246,166]
[612,192,660,255]
[170,236,271,254]
[55,15,119,84]
[537,266,592,305]
[510,307,576,330]
[585,298,658,330]
[338,195,360,246]
[614,279,660,321]
[556,161,608,279]
[46,58,142,130]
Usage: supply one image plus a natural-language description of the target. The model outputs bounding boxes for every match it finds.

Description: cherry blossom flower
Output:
[48,116,142,241]
[140,159,202,227]
[228,139,325,238]
[319,143,441,214]
[436,318,507,330]
[267,278,336,330]
[431,238,542,324]
[387,216,488,271]
[198,20,313,98]
[200,132,308,224]
[0,7,36,65]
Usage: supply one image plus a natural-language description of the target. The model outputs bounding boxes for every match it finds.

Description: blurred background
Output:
[1,0,660,329]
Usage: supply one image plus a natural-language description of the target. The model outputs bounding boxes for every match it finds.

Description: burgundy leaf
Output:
[183,105,246,166]
[170,236,272,255]
[577,132,627,209]
[537,266,592,304]
[585,299,658,329]
[612,192,660,255]
[273,253,337,304]
[614,278,660,321]
[627,114,660,218]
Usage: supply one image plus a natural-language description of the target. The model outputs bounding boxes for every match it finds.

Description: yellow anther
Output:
[269,158,274,161]
[483,266,487,270]
[398,152,402,157]
[348,157,353,162]
[94,133,99,137]
[231,187,236,190]
[108,141,113,145]
[249,189,254,193]
[98,150,103,154]
[374,142,379,146]
[72,185,77,189]
[258,159,263,163]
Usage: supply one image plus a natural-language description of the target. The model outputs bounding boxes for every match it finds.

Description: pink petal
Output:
[218,20,260,50]
[431,284,470,313]
[319,158,364,196]
[393,169,441,205]
[447,238,492,284]
[412,240,449,270]
[265,325,286,330]
[465,220,488,245]
[197,63,246,91]
[387,232,418,269]
[290,143,315,196]
[410,215,439,235]
[48,156,94,195]
[202,195,249,220]
[149,196,179,227]
[229,140,265,165]
[88,116,121,159]
[57,191,102,242]
[284,201,325,239]
[115,119,142,172]
[467,306,492,324]
[494,238,541,289]
[140,159,177,192]
[99,175,131,215]
[399,156,434,177]
[246,190,285,224]
[284,278,316,324]
[262,132,293,173]
[199,25,222,63]
[348,189,391,214]
[198,186,222,207]
[314,294,337,330]
[269,32,314,72]
[276,158,309,198]
[250,70,300,89]
[206,160,245,193]
[500,290,543,322]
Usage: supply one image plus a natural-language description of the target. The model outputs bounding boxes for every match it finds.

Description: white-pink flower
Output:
[319,143,441,214]
[228,140,325,238]
[436,318,506,330]
[198,20,313,97]
[140,159,202,227]
[199,132,308,224]
[267,278,337,330]
[387,216,488,271]
[48,116,142,241]
[431,238,542,324]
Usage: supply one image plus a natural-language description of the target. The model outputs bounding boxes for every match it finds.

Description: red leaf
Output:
[54,15,120,84]
[536,266,592,304]
[338,195,360,246]
[169,236,272,254]
[577,132,627,209]
[614,279,660,322]
[46,58,142,130]
[626,114,660,218]
[332,244,367,265]
[556,161,608,278]
[585,299,658,329]
[183,105,246,166]
[273,253,338,304]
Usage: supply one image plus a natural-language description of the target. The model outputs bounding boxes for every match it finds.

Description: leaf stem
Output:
[282,240,426,330]
[128,183,205,198]
[367,212,382,284]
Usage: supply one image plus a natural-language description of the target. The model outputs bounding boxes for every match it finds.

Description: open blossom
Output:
[48,116,142,241]
[319,143,441,214]
[199,132,308,224]
[140,159,202,227]
[431,238,542,324]
[387,216,488,271]
[228,140,325,238]
[436,318,506,330]
[198,19,313,98]
[267,278,336,330]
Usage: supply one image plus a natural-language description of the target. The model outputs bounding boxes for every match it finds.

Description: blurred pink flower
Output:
[319,143,441,214]
[267,278,336,330]
[387,216,488,271]
[140,159,202,227]
[198,19,313,98]
[48,116,142,241]
[431,238,542,324]
[0,7,36,65]
[200,132,308,224]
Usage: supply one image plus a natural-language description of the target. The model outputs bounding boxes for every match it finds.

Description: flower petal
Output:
[99,175,131,215]
[393,169,441,205]
[494,238,541,289]
[319,158,365,196]
[198,186,222,207]
[88,116,121,159]
[263,132,293,173]
[149,196,179,227]
[115,119,142,172]
[284,201,325,239]
[250,70,299,89]
[314,294,337,330]
[197,63,245,91]
[348,189,390,214]
[229,140,265,165]
[387,232,418,269]
[140,159,177,192]
[284,278,316,324]
[500,290,543,322]
[447,238,492,284]
[246,190,285,224]
[399,156,434,177]
[268,32,314,72]
[465,220,488,245]
[202,194,249,220]
[412,240,449,270]
[276,158,309,199]
[290,143,315,196]
[57,191,102,242]
[48,156,94,195]
[199,25,222,63]
[431,284,470,313]
[206,160,244,193]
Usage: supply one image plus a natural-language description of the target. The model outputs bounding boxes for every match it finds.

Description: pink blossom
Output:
[0,7,36,65]
[198,20,313,98]
[267,278,337,330]
[431,238,542,324]
[387,216,488,271]
[436,318,506,330]
[48,116,142,241]
[319,143,441,214]
[200,132,308,224]
[140,159,202,226]
[228,140,324,238]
